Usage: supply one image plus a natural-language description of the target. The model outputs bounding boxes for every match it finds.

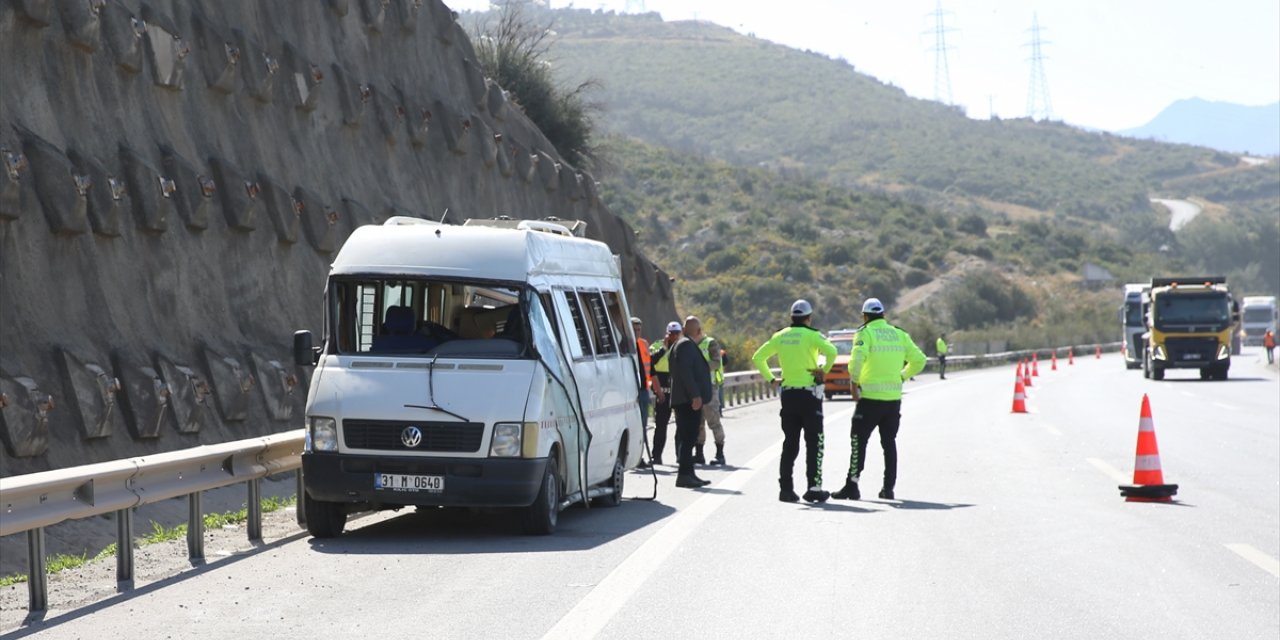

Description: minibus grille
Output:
[342,420,484,452]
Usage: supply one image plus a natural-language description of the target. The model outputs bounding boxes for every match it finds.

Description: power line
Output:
[1025,12,1053,121]
[924,1,956,105]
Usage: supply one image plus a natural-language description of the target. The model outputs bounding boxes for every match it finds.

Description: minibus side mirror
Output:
[294,330,318,367]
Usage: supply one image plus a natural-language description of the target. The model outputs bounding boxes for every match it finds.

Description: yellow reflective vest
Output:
[850,319,926,401]
[936,337,948,355]
[697,335,724,385]
[752,324,837,388]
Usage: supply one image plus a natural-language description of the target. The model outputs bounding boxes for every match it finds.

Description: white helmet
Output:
[790,299,813,317]
[862,297,885,314]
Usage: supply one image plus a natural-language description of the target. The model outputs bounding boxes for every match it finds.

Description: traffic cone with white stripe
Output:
[1068,347,1075,365]
[1119,394,1178,502]
[1016,359,1023,380]
[1095,344,1102,359]
[1032,353,1040,377]
[1011,379,1027,413]
[1051,351,1058,371]
[1022,359,1032,387]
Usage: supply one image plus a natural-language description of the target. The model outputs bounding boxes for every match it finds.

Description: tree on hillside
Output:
[470,4,600,169]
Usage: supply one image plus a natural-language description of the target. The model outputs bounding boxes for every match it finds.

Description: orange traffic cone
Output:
[1016,359,1023,380]
[1051,351,1058,371]
[1011,379,1028,413]
[1095,344,1102,359]
[1068,347,1075,365]
[1031,353,1040,377]
[1119,394,1178,502]
[1023,359,1032,387]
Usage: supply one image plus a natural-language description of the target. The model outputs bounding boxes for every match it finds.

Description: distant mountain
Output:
[1119,99,1280,156]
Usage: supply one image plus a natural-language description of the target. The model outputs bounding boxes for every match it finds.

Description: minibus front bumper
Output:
[302,452,548,507]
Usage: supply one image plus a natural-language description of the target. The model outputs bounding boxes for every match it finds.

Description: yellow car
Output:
[824,330,858,399]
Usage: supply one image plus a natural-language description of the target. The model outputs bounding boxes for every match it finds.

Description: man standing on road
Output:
[686,316,727,466]
[669,318,714,488]
[833,298,926,501]
[936,333,949,380]
[751,299,838,503]
[648,322,682,466]
[1264,329,1275,365]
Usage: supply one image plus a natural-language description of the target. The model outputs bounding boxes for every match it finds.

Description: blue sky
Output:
[448,0,1280,131]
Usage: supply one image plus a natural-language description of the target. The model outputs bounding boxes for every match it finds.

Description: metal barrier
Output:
[721,369,780,408]
[0,430,304,611]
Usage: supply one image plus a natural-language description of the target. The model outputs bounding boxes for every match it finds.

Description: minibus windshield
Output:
[329,276,531,358]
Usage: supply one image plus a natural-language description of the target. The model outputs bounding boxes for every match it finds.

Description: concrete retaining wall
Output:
[0,0,676,477]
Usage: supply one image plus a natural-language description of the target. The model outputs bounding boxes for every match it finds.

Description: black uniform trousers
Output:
[652,372,672,460]
[779,388,825,492]
[673,402,701,476]
[849,398,901,491]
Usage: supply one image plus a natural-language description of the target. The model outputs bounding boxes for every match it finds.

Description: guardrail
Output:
[719,342,1123,397]
[0,431,304,612]
[721,369,781,407]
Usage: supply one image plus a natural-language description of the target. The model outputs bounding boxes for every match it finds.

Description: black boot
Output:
[779,488,800,502]
[802,487,830,503]
[651,454,664,466]
[712,444,725,466]
[878,488,895,500]
[693,444,706,465]
[676,473,711,488]
[831,479,861,500]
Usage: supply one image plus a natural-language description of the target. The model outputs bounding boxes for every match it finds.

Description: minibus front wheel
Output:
[306,496,348,539]
[522,456,561,535]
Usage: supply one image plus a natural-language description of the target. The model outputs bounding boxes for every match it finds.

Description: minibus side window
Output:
[581,290,617,356]
[539,292,563,344]
[561,289,595,359]
[601,291,633,355]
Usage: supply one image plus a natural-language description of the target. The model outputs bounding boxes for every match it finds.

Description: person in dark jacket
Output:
[669,316,714,488]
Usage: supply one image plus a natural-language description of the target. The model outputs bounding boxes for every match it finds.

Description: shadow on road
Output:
[307,498,677,556]
[884,499,975,510]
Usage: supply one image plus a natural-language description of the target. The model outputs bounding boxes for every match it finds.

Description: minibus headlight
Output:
[310,417,338,452]
[490,422,523,457]
[1153,345,1166,361]
[1217,344,1230,360]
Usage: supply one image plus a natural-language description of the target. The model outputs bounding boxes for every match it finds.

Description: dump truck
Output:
[1142,276,1239,381]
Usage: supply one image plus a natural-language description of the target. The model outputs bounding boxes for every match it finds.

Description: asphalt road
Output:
[3,349,1277,639]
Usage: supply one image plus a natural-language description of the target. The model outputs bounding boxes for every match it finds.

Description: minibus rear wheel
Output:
[593,446,626,508]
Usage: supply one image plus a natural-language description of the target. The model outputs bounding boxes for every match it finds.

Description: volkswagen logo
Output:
[400,426,423,448]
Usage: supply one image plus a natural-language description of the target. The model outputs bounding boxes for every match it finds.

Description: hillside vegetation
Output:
[460,8,1279,357]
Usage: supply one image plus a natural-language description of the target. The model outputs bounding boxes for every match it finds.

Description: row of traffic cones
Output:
[1008,348,1178,503]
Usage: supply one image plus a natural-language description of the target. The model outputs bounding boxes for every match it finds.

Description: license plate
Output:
[1182,353,1201,360]
[374,473,444,493]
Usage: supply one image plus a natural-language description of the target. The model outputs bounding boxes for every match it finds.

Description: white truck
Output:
[1120,283,1149,369]
[293,217,643,538]
[1240,296,1278,346]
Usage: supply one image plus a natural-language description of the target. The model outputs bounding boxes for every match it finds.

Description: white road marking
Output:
[1224,544,1280,578]
[1213,402,1239,411]
[1086,457,1130,484]
[1044,424,1063,436]
[542,444,778,639]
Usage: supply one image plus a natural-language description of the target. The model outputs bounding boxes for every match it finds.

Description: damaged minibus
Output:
[293,217,643,537]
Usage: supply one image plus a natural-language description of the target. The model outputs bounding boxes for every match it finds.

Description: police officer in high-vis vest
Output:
[935,333,949,379]
[833,298,926,501]
[752,299,838,503]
